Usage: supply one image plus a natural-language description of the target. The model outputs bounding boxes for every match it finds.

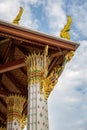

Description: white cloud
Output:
[20,4,40,29]
[67,1,87,38]
[19,0,42,5]
[0,0,20,21]
[0,0,40,30]
[44,0,66,36]
[43,0,87,39]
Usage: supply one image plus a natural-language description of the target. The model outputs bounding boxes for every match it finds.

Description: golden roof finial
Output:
[12,7,24,25]
[60,16,72,40]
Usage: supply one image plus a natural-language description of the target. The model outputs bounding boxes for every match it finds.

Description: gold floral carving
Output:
[43,51,74,100]
[26,45,74,100]
[25,45,49,84]
[20,114,27,130]
[6,94,26,124]
[65,51,74,61]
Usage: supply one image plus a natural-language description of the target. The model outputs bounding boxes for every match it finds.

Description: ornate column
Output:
[6,94,26,130]
[26,46,49,130]
[26,44,74,130]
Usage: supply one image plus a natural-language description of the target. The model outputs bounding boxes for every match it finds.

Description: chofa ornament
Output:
[60,16,72,40]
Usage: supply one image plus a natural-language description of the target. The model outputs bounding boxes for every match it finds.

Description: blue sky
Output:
[0,0,87,130]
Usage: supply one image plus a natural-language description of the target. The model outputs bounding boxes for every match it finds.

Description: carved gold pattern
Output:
[26,45,74,100]
[20,114,27,130]
[65,51,74,61]
[6,94,26,127]
[25,45,49,84]
[43,51,74,99]
[60,16,72,40]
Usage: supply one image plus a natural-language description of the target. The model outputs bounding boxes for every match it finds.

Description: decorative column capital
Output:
[25,45,49,84]
[6,94,26,122]
[25,46,74,100]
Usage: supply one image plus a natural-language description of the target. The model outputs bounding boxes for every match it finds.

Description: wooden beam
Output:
[20,41,57,50]
[0,97,7,107]
[22,101,27,115]
[51,50,67,58]
[0,38,10,45]
[17,46,28,55]
[48,56,63,75]
[9,43,15,61]
[1,83,10,94]
[48,57,59,74]
[20,68,27,76]
[6,72,27,96]
[3,39,12,63]
[0,21,79,51]
[0,58,25,74]
[0,89,8,97]
[0,110,6,121]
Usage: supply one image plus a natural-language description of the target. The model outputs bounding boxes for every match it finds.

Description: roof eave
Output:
[0,20,79,51]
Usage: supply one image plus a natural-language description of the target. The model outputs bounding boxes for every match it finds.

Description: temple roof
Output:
[0,20,79,126]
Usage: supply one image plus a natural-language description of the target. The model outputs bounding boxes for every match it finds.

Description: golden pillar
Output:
[6,94,26,130]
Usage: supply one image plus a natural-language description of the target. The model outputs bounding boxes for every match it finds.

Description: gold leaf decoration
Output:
[60,16,72,40]
[12,7,24,25]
